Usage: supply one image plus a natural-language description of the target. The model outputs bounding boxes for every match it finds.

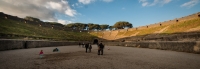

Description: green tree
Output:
[100,24,109,30]
[65,23,75,29]
[87,23,101,31]
[113,21,132,29]
[74,23,83,30]
[65,23,87,30]
[93,24,100,30]
[88,23,95,30]
[108,26,113,30]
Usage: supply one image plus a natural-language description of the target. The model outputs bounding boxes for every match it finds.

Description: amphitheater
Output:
[91,12,200,41]
[0,12,200,69]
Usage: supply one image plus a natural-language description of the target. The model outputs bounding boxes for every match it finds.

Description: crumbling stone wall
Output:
[0,39,79,51]
[103,41,200,54]
[116,32,200,42]
[0,40,24,50]
[130,12,200,30]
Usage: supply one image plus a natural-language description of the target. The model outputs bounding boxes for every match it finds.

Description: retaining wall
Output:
[0,39,79,51]
[1,39,200,54]
[103,41,200,54]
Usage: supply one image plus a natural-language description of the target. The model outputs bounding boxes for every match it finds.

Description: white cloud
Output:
[142,2,149,6]
[139,0,147,2]
[46,1,62,11]
[139,0,150,6]
[163,0,171,4]
[72,3,84,8]
[58,19,73,25]
[75,0,113,8]
[150,0,159,6]
[65,9,77,17]
[181,0,199,8]
[76,3,79,6]
[102,0,114,3]
[139,0,172,7]
[0,0,76,24]
[78,0,96,4]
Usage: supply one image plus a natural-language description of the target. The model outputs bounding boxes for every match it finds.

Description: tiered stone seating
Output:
[102,31,111,39]
[115,30,127,40]
[109,30,118,40]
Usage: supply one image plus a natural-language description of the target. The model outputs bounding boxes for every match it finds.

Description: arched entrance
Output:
[93,39,98,44]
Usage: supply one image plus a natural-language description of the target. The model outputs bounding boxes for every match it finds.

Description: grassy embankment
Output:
[0,17,97,41]
[90,18,200,40]
[164,18,200,33]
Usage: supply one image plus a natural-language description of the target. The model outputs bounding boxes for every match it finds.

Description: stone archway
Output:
[93,39,98,44]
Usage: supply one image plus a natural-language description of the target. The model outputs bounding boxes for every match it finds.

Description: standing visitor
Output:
[98,43,104,55]
[82,42,85,48]
[88,43,92,52]
[79,43,81,47]
[85,43,89,53]
[39,50,44,58]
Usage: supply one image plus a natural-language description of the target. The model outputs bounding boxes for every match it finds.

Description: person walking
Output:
[85,43,89,53]
[88,43,92,53]
[79,43,81,47]
[98,43,104,55]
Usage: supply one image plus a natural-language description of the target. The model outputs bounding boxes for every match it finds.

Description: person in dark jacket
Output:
[88,43,92,52]
[98,43,104,55]
[85,43,89,53]
[79,43,81,47]
[53,48,59,52]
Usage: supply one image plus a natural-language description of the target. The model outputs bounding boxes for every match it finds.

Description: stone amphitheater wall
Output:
[0,39,79,51]
[103,41,200,54]
[124,12,200,31]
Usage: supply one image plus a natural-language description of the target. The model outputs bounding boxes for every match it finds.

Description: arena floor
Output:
[0,45,200,69]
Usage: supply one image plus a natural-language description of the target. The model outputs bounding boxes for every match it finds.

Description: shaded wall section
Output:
[103,41,200,54]
[0,39,79,51]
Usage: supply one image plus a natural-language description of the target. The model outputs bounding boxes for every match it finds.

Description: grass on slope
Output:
[89,18,200,40]
[164,18,200,33]
[137,25,168,35]
[116,31,125,36]
[0,17,97,41]
[123,29,138,36]
[120,18,200,36]
[90,31,104,37]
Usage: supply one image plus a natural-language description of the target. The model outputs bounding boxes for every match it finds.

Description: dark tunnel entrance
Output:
[93,39,98,44]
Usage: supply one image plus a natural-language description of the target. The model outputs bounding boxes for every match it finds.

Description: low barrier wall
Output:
[0,39,79,51]
[103,41,200,54]
[1,39,200,54]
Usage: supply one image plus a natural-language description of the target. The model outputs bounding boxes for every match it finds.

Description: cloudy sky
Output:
[0,0,200,27]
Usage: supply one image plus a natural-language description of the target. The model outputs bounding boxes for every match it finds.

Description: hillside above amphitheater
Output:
[0,12,97,41]
[1,12,200,42]
[90,12,200,41]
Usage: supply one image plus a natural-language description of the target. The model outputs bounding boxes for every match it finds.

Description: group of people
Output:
[39,48,60,58]
[84,43,93,53]
[39,42,105,59]
[79,42,105,55]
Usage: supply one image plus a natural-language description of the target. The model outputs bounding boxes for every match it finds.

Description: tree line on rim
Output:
[24,16,133,31]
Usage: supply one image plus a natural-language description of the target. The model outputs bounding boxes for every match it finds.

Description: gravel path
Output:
[0,45,200,69]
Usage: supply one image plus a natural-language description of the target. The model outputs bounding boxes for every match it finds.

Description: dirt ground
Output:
[0,45,200,69]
